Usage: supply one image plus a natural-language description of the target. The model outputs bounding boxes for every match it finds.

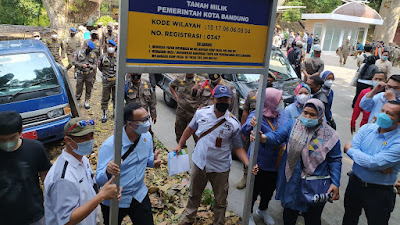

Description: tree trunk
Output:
[42,0,67,29]
[373,0,400,43]
[41,0,102,30]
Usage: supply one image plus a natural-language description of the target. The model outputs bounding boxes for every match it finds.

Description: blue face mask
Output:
[134,120,151,134]
[72,139,94,156]
[300,117,319,127]
[376,113,395,129]
[382,56,388,61]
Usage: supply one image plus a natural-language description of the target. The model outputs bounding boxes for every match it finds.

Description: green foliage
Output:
[368,0,383,12]
[31,7,50,27]
[282,1,303,22]
[201,188,215,208]
[300,0,342,13]
[95,15,116,26]
[0,0,44,25]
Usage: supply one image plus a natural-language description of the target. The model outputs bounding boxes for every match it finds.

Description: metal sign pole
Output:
[109,0,128,224]
[242,0,279,224]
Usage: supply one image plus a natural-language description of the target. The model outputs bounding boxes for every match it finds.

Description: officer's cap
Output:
[64,117,97,137]
[212,85,232,98]
[32,32,40,37]
[209,74,221,81]
[114,22,119,26]
[107,22,114,27]
[108,40,117,47]
[97,22,103,26]
[78,25,85,31]
[87,41,95,50]
[90,29,98,34]
[51,29,57,34]
[70,27,77,33]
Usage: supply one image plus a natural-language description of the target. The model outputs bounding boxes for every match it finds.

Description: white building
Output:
[301,2,383,51]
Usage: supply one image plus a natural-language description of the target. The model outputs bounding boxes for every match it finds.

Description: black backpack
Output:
[359,55,379,80]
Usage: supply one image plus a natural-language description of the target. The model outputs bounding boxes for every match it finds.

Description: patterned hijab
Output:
[285,98,339,181]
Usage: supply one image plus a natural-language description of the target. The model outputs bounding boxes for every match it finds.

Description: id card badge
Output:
[215,137,222,147]
[215,130,222,147]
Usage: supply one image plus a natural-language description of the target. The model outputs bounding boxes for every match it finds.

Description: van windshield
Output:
[0,52,61,101]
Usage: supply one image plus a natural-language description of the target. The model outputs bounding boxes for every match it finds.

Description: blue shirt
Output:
[265,120,342,212]
[96,128,154,207]
[359,92,387,122]
[347,123,400,185]
[285,103,303,120]
[189,105,243,173]
[241,110,289,171]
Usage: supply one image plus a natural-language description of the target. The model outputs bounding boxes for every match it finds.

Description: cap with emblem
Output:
[70,28,77,33]
[97,22,103,26]
[107,22,113,27]
[212,85,232,98]
[87,41,95,50]
[64,117,97,137]
[108,40,117,47]
[209,74,221,81]
[90,29,98,34]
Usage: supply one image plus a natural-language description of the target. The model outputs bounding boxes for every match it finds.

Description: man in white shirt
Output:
[174,85,250,225]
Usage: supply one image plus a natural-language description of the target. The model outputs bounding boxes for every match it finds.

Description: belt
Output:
[103,77,115,81]
[352,174,393,190]
[81,71,90,75]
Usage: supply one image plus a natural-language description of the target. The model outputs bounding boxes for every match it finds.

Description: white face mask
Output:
[51,34,58,39]
[107,47,115,54]
[296,94,310,105]
[372,80,379,87]
[276,101,285,112]
[324,80,333,88]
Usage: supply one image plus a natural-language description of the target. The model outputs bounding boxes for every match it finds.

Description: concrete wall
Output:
[303,19,326,39]
[0,24,50,41]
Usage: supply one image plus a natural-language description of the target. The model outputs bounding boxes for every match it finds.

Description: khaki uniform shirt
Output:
[375,59,392,77]
[102,32,117,48]
[66,36,81,64]
[340,43,351,55]
[302,57,324,76]
[82,39,101,57]
[46,38,65,63]
[98,54,117,80]
[243,90,257,113]
[201,78,239,118]
[125,80,157,118]
[73,49,97,74]
[170,75,204,113]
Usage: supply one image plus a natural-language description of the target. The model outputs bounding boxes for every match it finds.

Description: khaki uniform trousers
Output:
[180,164,230,225]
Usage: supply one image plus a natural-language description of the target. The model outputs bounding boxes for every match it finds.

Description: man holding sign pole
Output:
[173,85,250,225]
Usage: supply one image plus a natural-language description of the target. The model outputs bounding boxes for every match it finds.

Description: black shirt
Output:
[0,139,52,225]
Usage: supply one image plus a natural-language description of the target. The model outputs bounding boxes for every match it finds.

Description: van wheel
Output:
[164,91,177,108]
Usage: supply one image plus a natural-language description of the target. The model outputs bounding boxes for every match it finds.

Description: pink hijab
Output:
[263,88,283,118]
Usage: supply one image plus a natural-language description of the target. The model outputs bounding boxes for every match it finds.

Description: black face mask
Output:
[186,76,194,80]
[85,48,91,55]
[108,29,112,33]
[267,82,273,87]
[70,33,76,37]
[216,102,229,113]
[91,34,98,40]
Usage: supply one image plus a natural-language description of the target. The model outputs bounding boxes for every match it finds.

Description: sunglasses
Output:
[66,120,95,135]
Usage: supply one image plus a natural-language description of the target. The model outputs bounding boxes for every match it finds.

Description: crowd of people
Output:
[2,23,400,225]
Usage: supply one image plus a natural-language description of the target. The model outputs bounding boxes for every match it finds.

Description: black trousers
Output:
[307,44,312,54]
[251,169,278,213]
[283,205,325,225]
[293,65,302,79]
[342,175,396,225]
[352,82,371,108]
[101,195,154,225]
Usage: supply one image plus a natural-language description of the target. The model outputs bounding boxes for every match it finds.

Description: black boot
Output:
[101,110,108,123]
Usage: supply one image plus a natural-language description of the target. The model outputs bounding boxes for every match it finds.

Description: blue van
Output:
[0,40,71,143]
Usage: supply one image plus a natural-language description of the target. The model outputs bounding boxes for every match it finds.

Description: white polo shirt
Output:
[44,150,97,225]
[189,105,243,173]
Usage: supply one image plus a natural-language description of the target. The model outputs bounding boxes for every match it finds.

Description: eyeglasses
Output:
[66,120,95,135]
[129,115,150,123]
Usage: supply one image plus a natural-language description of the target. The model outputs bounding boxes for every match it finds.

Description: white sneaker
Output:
[256,209,275,225]
[249,214,256,225]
